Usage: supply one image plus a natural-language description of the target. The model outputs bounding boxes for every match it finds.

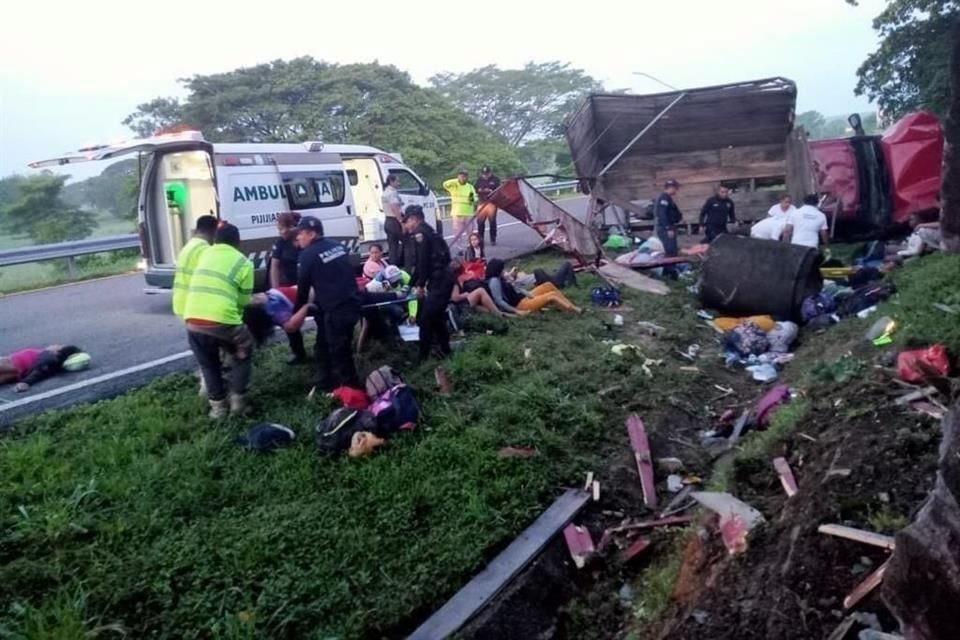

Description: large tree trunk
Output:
[941,19,960,253]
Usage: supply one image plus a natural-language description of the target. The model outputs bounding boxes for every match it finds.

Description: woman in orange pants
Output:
[485,259,582,315]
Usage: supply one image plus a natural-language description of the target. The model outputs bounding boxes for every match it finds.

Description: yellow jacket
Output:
[172,236,210,317]
[443,178,477,217]
[183,244,254,325]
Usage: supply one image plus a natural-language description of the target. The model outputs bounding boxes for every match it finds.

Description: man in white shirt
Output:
[381,174,405,268]
[768,193,796,219]
[783,195,829,249]
[750,216,786,241]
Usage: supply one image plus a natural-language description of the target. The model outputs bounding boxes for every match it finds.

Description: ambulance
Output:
[30,131,440,291]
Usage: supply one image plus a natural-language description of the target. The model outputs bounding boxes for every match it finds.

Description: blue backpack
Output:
[370,384,419,433]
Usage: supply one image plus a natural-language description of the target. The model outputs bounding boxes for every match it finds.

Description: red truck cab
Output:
[809,111,943,232]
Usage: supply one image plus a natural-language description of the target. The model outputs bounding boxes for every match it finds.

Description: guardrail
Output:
[0,180,582,270]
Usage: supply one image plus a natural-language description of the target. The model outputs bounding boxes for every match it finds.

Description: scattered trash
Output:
[755,384,791,427]
[691,491,766,555]
[583,471,594,492]
[911,401,945,420]
[896,344,950,383]
[844,560,890,609]
[856,306,878,318]
[563,524,596,569]
[330,385,370,410]
[656,457,684,473]
[893,385,938,406]
[659,484,697,518]
[932,302,958,314]
[626,414,657,509]
[235,422,296,452]
[636,320,667,336]
[696,309,715,320]
[773,457,799,497]
[592,480,601,502]
[597,384,623,397]
[746,363,778,383]
[865,315,895,341]
[667,474,684,493]
[817,524,896,550]
[613,314,624,326]
[680,344,701,360]
[617,583,635,604]
[619,537,652,563]
[599,515,696,549]
[679,366,700,373]
[523,348,532,360]
[434,366,451,395]
[497,446,538,458]
[700,436,734,459]
[728,410,752,444]
[691,609,710,625]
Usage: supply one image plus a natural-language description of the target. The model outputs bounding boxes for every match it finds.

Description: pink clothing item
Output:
[9,348,42,380]
[363,259,387,279]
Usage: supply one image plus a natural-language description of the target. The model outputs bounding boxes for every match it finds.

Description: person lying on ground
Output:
[506,261,577,291]
[363,243,389,279]
[464,232,485,261]
[0,345,83,393]
[243,286,316,346]
[485,258,582,315]
[898,214,943,257]
[450,259,511,318]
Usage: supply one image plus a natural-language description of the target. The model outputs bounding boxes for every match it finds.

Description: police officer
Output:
[699,184,737,243]
[401,204,453,360]
[284,216,361,390]
[654,178,682,278]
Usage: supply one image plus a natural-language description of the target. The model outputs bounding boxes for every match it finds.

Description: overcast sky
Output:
[0,0,886,180]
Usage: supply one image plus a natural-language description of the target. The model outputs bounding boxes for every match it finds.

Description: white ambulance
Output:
[30,131,440,291]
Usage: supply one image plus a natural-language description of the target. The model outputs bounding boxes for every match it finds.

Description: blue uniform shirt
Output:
[295,238,360,313]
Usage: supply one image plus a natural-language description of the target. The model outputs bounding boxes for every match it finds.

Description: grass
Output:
[0,253,704,639]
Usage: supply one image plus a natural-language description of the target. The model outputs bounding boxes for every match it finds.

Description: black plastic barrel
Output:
[699,235,823,321]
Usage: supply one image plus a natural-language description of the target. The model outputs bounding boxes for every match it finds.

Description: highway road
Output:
[0,199,589,415]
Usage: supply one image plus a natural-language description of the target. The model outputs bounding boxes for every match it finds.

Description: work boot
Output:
[208,399,228,420]
[229,393,250,417]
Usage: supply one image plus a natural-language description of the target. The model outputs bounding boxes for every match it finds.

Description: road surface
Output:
[0,199,589,411]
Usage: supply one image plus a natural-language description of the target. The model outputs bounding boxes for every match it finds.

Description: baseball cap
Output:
[457,167,468,175]
[296,216,323,233]
[664,178,680,188]
[480,165,491,173]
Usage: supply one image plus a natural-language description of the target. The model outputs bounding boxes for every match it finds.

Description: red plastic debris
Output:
[330,386,369,410]
[619,537,652,563]
[563,524,595,569]
[626,414,657,509]
[897,344,950,383]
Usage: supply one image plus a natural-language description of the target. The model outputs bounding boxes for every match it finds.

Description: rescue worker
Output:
[699,184,736,243]
[653,179,682,278]
[442,168,477,251]
[401,204,453,360]
[284,216,362,390]
[182,223,255,419]
[474,165,501,246]
[172,215,218,317]
[381,173,405,266]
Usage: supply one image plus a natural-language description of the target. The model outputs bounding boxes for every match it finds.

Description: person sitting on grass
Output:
[464,232,485,261]
[0,345,83,393]
[485,258,582,315]
[450,259,513,318]
[363,243,390,280]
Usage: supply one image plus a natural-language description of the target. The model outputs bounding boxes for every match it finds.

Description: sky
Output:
[0,0,887,181]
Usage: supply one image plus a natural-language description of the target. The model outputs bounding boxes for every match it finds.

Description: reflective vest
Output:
[442,178,477,217]
[182,244,254,325]
[172,236,210,318]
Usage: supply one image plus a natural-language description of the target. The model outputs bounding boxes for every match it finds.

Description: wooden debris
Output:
[408,489,590,640]
[604,514,696,537]
[797,432,818,443]
[912,401,945,420]
[626,414,657,509]
[592,480,601,502]
[659,484,696,518]
[894,386,937,406]
[773,457,799,497]
[563,524,596,569]
[583,471,594,492]
[825,616,859,640]
[434,366,451,395]
[497,446,538,459]
[728,410,751,444]
[818,524,896,550]
[844,559,890,609]
[679,366,701,373]
[619,537,652,563]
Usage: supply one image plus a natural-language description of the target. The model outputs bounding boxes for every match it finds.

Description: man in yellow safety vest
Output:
[183,223,255,419]
[442,168,477,252]
[172,215,218,318]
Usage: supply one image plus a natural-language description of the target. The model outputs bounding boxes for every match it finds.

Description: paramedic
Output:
[402,204,454,360]
[474,166,501,246]
[699,185,736,242]
[442,168,477,250]
[183,223,255,419]
[172,215,218,318]
[653,179,682,277]
[783,194,829,250]
[286,216,362,390]
[270,211,307,364]
[382,173,405,266]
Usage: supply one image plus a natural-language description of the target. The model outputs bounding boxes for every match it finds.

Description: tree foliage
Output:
[0,174,97,244]
[852,0,957,118]
[795,110,880,138]
[62,159,140,220]
[430,61,602,147]
[124,58,523,188]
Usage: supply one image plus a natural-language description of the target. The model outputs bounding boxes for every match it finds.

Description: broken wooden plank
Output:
[563,524,596,569]
[844,559,890,609]
[408,489,590,640]
[894,386,937,406]
[605,514,696,536]
[597,262,670,296]
[728,410,751,444]
[626,414,657,509]
[619,537,652,563]
[817,524,896,550]
[773,457,799,497]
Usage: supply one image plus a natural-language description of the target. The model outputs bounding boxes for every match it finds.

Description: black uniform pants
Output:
[704,223,726,243]
[313,305,361,391]
[286,330,306,359]
[417,281,453,360]
[477,212,497,244]
[384,216,404,267]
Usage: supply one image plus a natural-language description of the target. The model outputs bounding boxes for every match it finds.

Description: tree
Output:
[0,174,97,244]
[796,110,827,136]
[430,61,603,148]
[124,58,523,188]
[851,0,957,118]
[62,159,140,220]
[941,18,960,252]
[795,110,880,138]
